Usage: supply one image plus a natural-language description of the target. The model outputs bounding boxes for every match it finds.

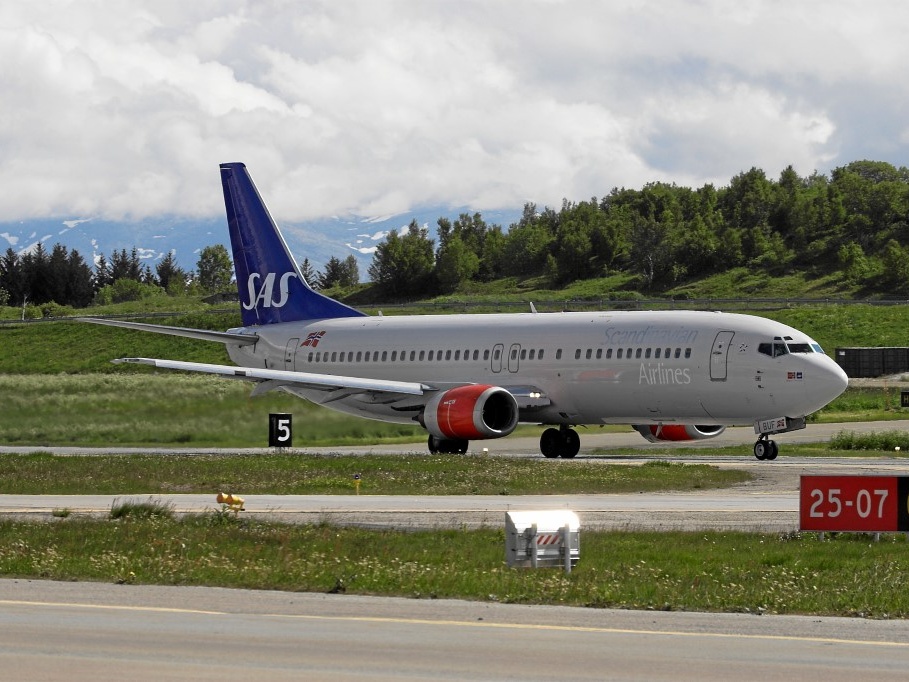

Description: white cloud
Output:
[0,0,907,224]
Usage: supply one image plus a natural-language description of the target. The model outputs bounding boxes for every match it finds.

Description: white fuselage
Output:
[226,309,848,428]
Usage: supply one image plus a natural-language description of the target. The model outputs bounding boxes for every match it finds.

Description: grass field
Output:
[2,516,906,618]
[0,452,746,495]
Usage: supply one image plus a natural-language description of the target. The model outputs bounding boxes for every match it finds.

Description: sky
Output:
[2,0,908,225]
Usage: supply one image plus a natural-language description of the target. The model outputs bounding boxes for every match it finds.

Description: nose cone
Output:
[807,355,849,412]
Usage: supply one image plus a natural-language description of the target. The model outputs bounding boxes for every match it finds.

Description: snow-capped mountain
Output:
[0,208,521,280]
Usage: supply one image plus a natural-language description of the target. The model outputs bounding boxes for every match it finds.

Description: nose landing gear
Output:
[753,436,779,461]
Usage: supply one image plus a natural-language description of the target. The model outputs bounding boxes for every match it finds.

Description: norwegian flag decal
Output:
[301,331,326,347]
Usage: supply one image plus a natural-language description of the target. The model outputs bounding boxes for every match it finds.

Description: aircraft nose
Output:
[818,356,849,403]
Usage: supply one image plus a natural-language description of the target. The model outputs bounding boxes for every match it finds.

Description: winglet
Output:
[220,162,366,325]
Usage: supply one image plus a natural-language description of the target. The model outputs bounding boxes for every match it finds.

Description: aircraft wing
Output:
[78,318,259,346]
[113,357,431,396]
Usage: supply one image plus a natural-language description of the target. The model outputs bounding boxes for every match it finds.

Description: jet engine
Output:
[633,424,726,442]
[420,385,519,440]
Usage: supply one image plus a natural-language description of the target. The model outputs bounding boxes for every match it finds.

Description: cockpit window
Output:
[758,342,789,358]
[787,343,813,353]
[811,343,825,354]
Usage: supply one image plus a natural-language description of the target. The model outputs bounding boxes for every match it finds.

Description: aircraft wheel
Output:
[766,440,779,461]
[753,440,768,460]
[428,435,440,454]
[540,428,561,458]
[560,428,581,459]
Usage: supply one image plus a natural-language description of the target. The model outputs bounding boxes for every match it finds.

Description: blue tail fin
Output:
[220,162,366,325]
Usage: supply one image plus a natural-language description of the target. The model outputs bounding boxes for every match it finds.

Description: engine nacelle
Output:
[420,385,519,441]
[633,424,726,443]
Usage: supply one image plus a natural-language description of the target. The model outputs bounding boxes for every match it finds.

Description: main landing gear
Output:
[753,435,779,461]
[540,425,581,459]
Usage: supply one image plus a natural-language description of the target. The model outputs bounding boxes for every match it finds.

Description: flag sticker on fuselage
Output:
[787,371,803,381]
[301,331,327,347]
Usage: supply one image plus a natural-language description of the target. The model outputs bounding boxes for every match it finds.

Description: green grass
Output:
[0,453,745,495]
[1,518,906,617]
[811,386,908,423]
[0,374,424,447]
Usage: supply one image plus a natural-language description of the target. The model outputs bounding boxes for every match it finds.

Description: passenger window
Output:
[410,351,416,361]
[606,348,612,359]
[585,349,592,360]
[484,350,490,360]
[556,349,562,360]
[539,350,545,360]
[356,351,362,362]
[665,348,670,358]
[575,349,582,360]
[617,349,623,359]
[635,348,642,359]
[315,352,321,362]
[454,350,460,361]
[645,348,651,359]
[529,349,536,360]
[308,352,314,362]
[596,349,602,359]
[381,351,387,361]
[473,350,480,361]
[674,348,681,359]
[419,351,425,361]
[685,348,691,359]
[655,348,661,359]
[331,352,337,362]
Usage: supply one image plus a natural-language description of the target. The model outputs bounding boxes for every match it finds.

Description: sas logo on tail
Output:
[242,272,297,310]
[301,331,326,347]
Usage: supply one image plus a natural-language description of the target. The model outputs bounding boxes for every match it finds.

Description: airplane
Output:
[82,162,850,461]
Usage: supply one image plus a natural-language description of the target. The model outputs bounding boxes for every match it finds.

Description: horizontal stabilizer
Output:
[78,318,258,346]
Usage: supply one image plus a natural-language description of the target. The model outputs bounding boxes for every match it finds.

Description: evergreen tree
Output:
[155,251,187,293]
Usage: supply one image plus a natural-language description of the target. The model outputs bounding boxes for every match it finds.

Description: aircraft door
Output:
[508,343,521,373]
[491,343,504,373]
[710,331,734,381]
[285,338,300,371]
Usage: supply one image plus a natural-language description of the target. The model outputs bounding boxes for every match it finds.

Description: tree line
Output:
[4,159,909,312]
[0,244,238,312]
[0,240,360,314]
[366,160,909,297]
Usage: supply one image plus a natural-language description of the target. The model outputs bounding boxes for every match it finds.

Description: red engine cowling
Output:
[420,385,519,441]
[633,424,726,442]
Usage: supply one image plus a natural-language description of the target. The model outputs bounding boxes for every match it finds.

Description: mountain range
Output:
[0,208,522,280]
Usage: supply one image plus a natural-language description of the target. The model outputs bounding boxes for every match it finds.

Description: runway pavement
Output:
[2,580,909,681]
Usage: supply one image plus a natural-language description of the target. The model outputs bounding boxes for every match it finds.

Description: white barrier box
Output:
[505,510,580,573]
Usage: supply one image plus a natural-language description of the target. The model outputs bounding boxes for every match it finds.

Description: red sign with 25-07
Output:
[800,476,909,532]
